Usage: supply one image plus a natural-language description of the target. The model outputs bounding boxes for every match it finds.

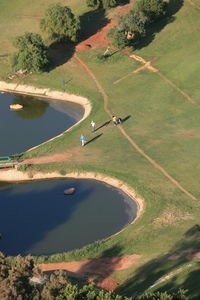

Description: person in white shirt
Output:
[91,120,96,132]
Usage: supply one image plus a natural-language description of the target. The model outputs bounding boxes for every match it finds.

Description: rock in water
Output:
[10,104,23,110]
[64,187,76,195]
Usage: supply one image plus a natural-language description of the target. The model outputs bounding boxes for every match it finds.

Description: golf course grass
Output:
[0,0,200,298]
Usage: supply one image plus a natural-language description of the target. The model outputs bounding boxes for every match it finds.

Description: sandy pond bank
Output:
[0,170,144,223]
[0,81,144,219]
[0,80,91,122]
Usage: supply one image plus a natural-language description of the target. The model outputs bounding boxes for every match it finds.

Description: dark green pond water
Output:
[0,179,137,256]
[0,92,84,156]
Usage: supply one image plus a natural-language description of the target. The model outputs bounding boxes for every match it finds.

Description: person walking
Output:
[80,134,86,146]
[91,120,96,132]
[112,116,118,125]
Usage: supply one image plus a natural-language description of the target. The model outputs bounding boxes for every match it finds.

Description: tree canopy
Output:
[135,0,165,21]
[40,4,80,42]
[12,32,49,73]
[108,9,148,49]
[0,252,189,300]
[118,10,148,36]
[108,0,166,48]
[86,0,123,9]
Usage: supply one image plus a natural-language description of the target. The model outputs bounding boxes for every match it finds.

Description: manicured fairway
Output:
[1,0,200,298]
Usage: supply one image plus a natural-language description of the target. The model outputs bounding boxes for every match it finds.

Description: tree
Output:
[118,9,148,37]
[86,0,122,9]
[41,270,68,299]
[108,9,148,49]
[108,28,129,49]
[0,255,40,300]
[0,253,189,300]
[12,32,49,72]
[86,0,101,7]
[40,4,80,42]
[0,252,9,281]
[135,0,165,21]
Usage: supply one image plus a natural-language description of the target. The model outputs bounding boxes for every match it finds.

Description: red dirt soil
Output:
[76,3,132,52]
[39,254,141,291]
[76,20,117,52]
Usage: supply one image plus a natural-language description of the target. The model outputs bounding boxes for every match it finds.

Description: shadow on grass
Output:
[116,225,200,298]
[47,42,75,70]
[119,0,130,4]
[132,0,184,51]
[85,133,103,146]
[76,244,123,288]
[95,120,111,132]
[121,115,131,123]
[79,9,109,42]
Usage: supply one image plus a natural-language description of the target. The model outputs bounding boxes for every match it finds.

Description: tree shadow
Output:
[165,0,184,16]
[41,245,124,290]
[94,120,111,132]
[116,225,200,297]
[79,9,109,42]
[133,16,175,50]
[132,0,184,51]
[12,95,49,120]
[47,42,75,70]
[73,245,123,288]
[85,133,103,146]
[119,0,130,5]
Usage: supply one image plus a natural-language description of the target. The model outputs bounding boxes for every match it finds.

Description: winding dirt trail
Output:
[74,53,196,201]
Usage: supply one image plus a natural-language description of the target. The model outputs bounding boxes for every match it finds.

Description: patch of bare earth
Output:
[39,254,141,291]
[153,209,193,227]
[21,147,81,165]
[76,3,132,52]
[76,20,117,52]
[176,130,199,138]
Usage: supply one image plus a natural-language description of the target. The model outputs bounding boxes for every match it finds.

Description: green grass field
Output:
[1,0,200,299]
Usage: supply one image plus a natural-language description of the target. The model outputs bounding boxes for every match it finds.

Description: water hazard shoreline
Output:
[0,82,144,256]
[0,177,139,256]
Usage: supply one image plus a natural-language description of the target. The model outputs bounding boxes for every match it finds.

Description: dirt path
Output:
[118,50,195,105]
[187,0,200,9]
[157,71,195,104]
[74,53,196,201]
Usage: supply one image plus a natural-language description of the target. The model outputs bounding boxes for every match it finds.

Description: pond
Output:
[0,179,137,256]
[0,92,84,156]
[0,92,138,256]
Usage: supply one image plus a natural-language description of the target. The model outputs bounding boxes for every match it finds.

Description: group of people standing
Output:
[80,115,122,146]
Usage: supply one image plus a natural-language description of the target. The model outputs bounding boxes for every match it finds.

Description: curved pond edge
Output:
[0,81,91,152]
[0,170,145,228]
[0,81,145,233]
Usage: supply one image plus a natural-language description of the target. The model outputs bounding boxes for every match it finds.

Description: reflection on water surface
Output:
[0,179,137,256]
